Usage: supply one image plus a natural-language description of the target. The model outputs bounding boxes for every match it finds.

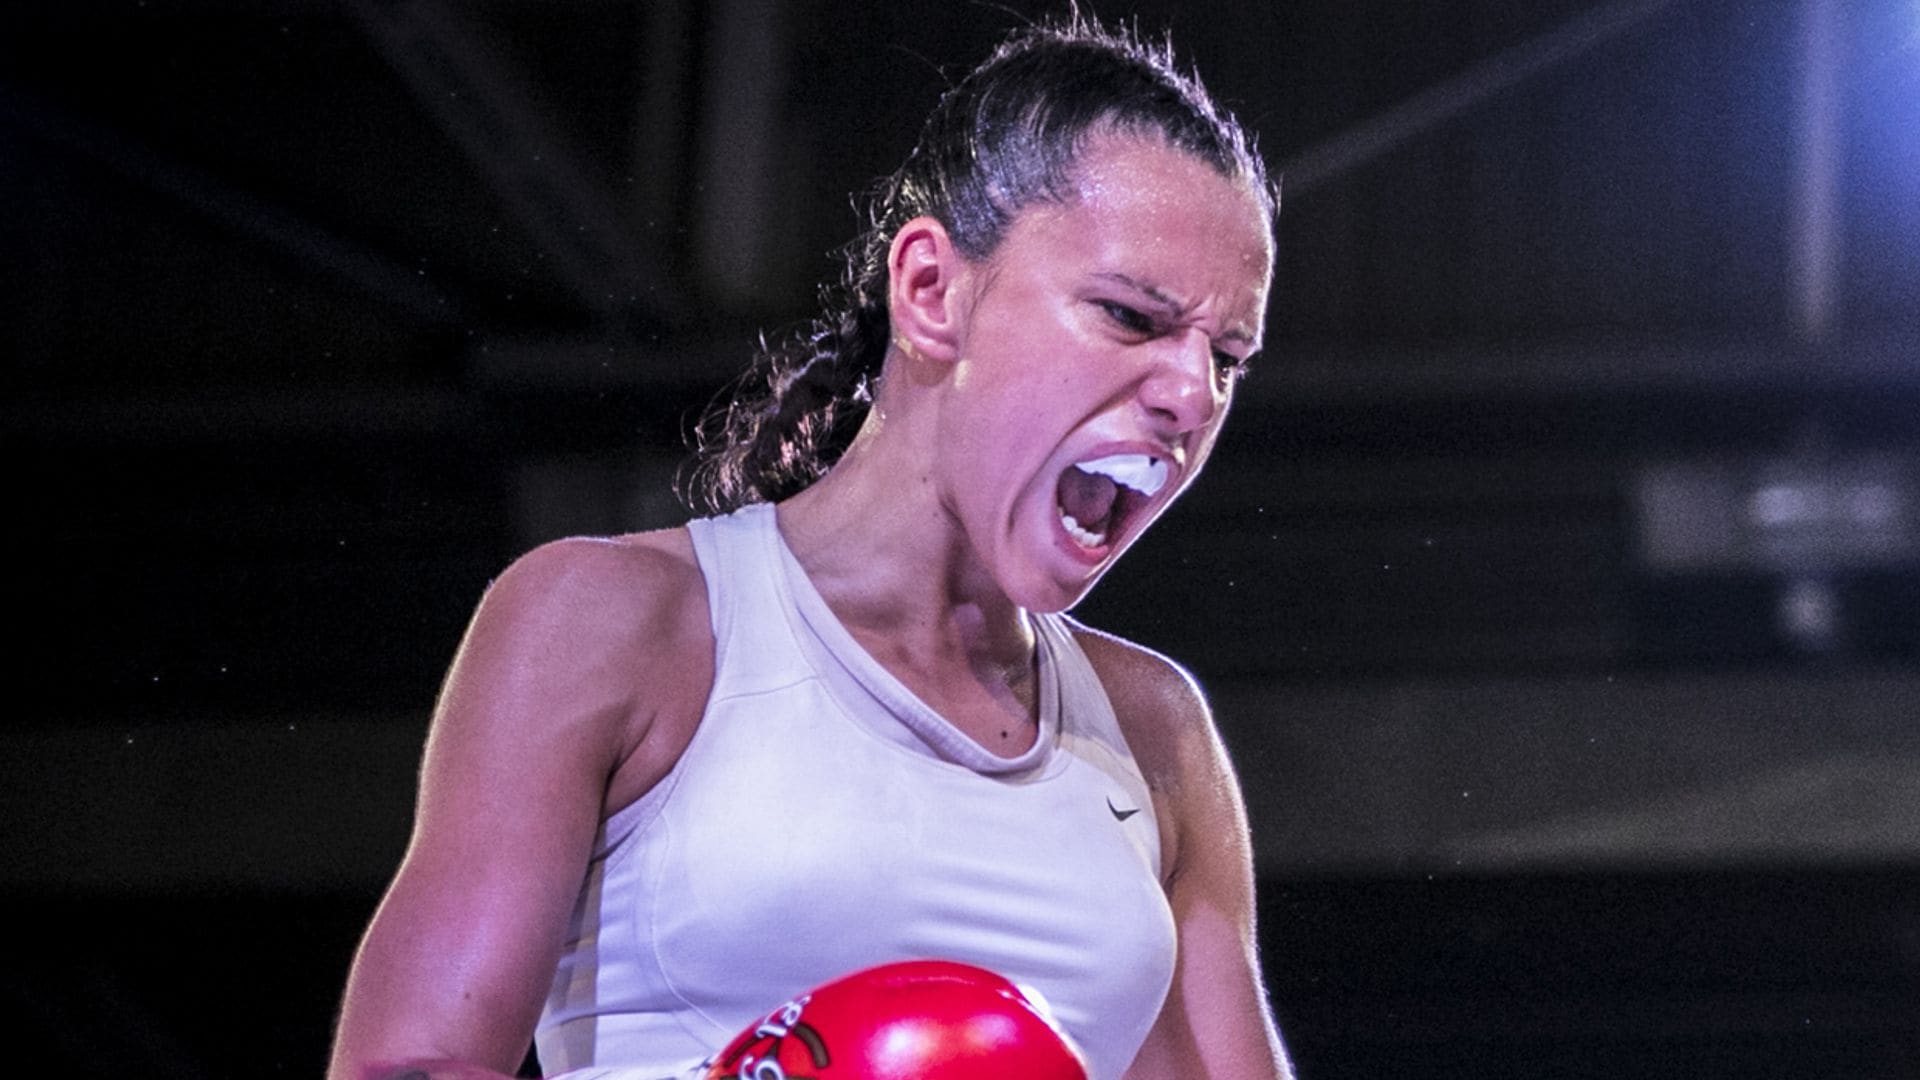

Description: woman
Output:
[329,16,1291,1080]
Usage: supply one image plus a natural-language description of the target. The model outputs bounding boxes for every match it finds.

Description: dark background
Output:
[5,0,1919,1076]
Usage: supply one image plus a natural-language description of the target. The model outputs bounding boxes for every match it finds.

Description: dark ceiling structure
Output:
[9,0,1918,706]
[5,0,1919,1076]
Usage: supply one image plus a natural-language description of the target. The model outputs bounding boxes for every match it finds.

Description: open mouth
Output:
[1056,452,1170,550]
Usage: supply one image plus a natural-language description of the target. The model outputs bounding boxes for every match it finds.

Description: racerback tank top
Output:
[536,504,1176,1080]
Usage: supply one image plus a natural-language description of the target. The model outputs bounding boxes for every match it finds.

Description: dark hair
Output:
[682,15,1273,514]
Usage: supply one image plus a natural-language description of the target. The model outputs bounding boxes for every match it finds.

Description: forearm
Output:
[327,890,555,1080]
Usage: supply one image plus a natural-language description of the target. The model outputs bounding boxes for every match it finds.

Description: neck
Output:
[774,407,1033,677]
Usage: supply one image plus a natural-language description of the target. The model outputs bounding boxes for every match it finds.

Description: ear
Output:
[886,215,971,364]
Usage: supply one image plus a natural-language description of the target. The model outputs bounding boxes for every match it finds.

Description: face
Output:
[935,133,1274,613]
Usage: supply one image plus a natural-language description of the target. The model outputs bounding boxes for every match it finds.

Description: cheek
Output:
[945,318,1097,484]
[1188,410,1232,469]
[941,388,1049,500]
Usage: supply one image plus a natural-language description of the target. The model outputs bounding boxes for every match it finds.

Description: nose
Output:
[1137,328,1224,434]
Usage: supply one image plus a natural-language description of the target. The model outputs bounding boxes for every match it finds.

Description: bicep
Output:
[1122,685,1290,1078]
[1127,801,1290,1079]
[1127,828,1291,1080]
[337,719,609,1074]
[330,541,691,1079]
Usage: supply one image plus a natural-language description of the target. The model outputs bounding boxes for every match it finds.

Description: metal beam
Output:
[1279,0,1687,197]
[688,0,788,310]
[347,0,679,323]
[0,84,463,325]
[1789,0,1844,344]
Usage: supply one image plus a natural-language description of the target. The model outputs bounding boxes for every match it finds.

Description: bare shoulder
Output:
[445,526,714,811]
[1066,620,1251,885]
[484,527,706,637]
[1066,621,1218,787]
[329,529,715,1079]
[1066,620,1209,715]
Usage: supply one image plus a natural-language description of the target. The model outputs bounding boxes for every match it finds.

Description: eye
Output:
[1096,300,1156,336]
[1212,348,1251,379]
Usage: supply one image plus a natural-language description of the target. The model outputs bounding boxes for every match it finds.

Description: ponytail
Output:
[681,13,1270,515]
[681,266,890,514]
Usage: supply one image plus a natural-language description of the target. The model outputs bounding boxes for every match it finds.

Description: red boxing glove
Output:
[702,960,1089,1080]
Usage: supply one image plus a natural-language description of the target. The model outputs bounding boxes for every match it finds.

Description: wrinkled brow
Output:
[1092,271,1260,347]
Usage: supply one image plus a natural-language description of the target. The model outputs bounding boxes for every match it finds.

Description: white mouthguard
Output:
[1074,453,1168,497]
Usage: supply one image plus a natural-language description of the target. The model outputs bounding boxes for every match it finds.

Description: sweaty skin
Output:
[328,133,1291,1080]
[776,132,1272,747]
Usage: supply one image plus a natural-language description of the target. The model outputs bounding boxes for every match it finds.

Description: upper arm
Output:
[328,534,712,1080]
[1077,630,1293,1080]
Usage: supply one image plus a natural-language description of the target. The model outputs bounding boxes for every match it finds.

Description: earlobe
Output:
[887,216,969,364]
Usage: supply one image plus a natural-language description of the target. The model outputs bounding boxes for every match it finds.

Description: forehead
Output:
[993,135,1274,323]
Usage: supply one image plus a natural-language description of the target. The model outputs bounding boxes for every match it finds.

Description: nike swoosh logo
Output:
[1107,797,1141,822]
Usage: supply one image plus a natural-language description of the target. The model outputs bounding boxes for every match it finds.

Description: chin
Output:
[1012,561,1115,616]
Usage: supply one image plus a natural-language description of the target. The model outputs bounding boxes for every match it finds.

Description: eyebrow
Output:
[1093,271,1260,347]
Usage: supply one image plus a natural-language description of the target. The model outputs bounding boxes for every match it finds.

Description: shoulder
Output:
[444,527,714,792]
[1065,619,1250,882]
[1066,621,1213,784]
[460,522,718,718]
[473,524,714,713]
[483,527,706,634]
[1066,621,1209,726]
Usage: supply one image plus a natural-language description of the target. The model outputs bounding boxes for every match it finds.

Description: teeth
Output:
[1075,453,1167,497]
[1060,509,1107,547]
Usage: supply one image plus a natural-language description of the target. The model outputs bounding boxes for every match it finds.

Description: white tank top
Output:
[535,504,1176,1080]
